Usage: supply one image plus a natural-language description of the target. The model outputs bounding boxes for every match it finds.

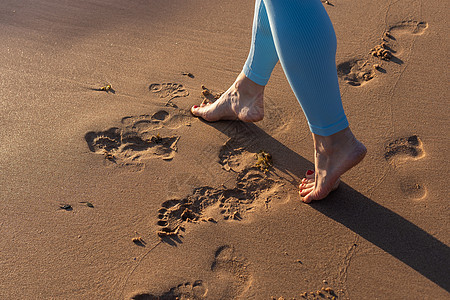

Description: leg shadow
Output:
[313,185,450,291]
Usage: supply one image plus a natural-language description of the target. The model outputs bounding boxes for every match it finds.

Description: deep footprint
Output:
[374,20,428,63]
[130,280,207,300]
[337,59,375,86]
[85,110,189,168]
[384,135,424,161]
[156,168,280,238]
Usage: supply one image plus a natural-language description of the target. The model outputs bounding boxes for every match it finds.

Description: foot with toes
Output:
[299,128,367,203]
[299,169,340,202]
[191,72,265,122]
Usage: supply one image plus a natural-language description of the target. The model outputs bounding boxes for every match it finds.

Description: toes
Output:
[299,171,341,204]
[191,105,200,116]
[299,170,315,200]
[301,170,315,184]
[301,178,314,184]
[302,192,315,203]
[302,181,340,203]
[299,187,314,197]
[306,182,315,189]
[191,100,212,113]
[298,181,315,200]
[191,104,211,119]
[299,181,314,189]
[299,182,314,190]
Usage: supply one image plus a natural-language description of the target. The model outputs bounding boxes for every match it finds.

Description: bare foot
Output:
[191,72,265,122]
[299,127,367,203]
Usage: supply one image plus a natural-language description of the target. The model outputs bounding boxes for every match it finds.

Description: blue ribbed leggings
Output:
[243,0,348,136]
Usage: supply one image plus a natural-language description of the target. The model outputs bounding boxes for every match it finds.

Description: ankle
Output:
[313,127,357,155]
[234,73,265,96]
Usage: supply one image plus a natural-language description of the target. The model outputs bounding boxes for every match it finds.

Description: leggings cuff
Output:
[243,65,270,86]
[309,115,349,136]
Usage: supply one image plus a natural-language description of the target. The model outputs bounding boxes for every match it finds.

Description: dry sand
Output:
[1,0,449,299]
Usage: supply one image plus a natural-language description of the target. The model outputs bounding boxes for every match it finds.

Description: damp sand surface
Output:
[1,0,449,299]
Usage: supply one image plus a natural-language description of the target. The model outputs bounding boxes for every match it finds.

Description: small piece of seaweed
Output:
[255,150,273,172]
[100,84,112,91]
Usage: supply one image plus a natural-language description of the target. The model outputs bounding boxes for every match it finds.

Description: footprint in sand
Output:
[374,20,428,64]
[149,83,189,107]
[219,139,258,173]
[156,167,282,238]
[384,135,427,199]
[384,135,424,161]
[85,109,190,169]
[337,59,375,87]
[388,20,428,38]
[207,245,251,299]
[399,175,427,200]
[130,280,207,300]
[149,83,189,98]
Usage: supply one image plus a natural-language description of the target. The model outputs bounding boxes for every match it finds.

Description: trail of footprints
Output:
[131,245,250,300]
[384,135,427,199]
[89,75,426,298]
[338,20,428,86]
[85,109,190,169]
[130,130,275,298]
